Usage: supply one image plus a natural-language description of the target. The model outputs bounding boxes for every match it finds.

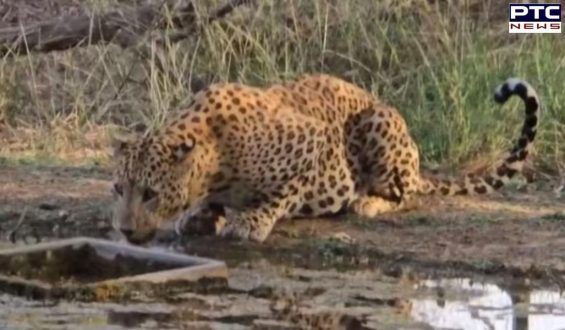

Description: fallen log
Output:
[0,0,252,56]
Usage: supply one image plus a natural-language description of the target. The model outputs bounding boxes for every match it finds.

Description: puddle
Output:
[410,278,565,330]
[0,293,180,330]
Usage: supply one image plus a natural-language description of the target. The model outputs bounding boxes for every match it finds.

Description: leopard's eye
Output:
[113,183,123,196]
[142,188,158,203]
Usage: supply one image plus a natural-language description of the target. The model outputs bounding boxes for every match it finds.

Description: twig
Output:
[155,0,255,44]
[7,208,28,244]
[208,0,255,23]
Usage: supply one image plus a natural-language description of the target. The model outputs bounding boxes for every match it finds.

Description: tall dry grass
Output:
[0,0,563,174]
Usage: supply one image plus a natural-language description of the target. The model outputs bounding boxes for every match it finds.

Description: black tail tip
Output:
[494,87,510,103]
[494,78,529,104]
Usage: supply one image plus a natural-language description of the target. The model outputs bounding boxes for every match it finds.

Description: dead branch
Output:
[0,0,253,57]
[164,0,255,44]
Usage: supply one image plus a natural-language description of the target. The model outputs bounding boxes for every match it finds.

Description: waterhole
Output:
[410,278,565,330]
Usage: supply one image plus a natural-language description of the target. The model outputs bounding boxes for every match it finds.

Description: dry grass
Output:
[0,0,563,175]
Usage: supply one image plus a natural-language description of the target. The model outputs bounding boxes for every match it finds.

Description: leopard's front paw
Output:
[350,198,379,218]
[350,196,401,218]
[173,205,225,237]
[217,208,269,242]
[218,220,252,241]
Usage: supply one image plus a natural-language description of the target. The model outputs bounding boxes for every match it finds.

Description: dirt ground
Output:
[0,164,564,329]
[1,164,564,272]
[0,166,565,329]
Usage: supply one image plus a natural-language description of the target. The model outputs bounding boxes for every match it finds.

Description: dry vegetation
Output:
[0,0,563,176]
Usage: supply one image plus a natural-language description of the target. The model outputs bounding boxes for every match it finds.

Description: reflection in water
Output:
[410,278,565,330]
[410,279,514,330]
[529,290,565,330]
[0,294,177,330]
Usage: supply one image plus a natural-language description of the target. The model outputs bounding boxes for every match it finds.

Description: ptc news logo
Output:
[509,3,562,33]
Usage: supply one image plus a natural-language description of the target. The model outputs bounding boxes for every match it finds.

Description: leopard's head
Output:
[110,128,212,244]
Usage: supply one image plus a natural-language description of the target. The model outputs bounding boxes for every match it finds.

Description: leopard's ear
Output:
[109,126,139,157]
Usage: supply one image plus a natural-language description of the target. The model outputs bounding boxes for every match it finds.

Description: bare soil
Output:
[1,164,564,273]
[0,164,564,329]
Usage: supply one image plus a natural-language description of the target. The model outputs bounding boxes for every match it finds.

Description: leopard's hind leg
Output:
[345,105,421,217]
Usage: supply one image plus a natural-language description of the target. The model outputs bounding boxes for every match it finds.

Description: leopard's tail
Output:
[417,78,540,196]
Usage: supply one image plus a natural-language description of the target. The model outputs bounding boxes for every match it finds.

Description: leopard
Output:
[110,74,540,244]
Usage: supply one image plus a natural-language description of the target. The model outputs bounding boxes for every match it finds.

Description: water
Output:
[410,278,565,330]
[0,243,182,285]
[0,294,178,330]
[2,271,565,329]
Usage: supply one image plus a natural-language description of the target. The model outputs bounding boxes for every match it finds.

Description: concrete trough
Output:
[0,237,228,301]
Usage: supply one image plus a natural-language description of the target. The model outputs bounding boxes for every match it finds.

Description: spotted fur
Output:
[111,74,540,243]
